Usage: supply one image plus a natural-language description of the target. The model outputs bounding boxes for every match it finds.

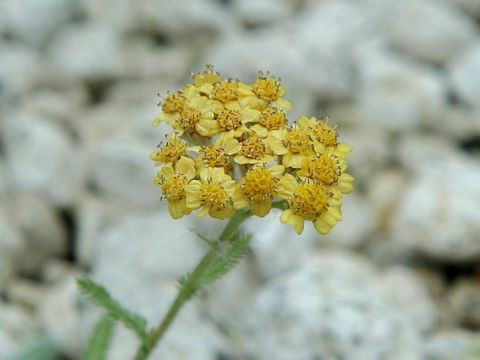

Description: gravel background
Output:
[1,0,480,359]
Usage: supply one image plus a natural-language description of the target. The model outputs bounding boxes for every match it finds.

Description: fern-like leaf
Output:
[194,234,252,293]
[7,337,57,360]
[77,278,148,341]
[83,314,116,360]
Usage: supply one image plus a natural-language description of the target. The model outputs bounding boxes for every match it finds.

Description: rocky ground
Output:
[1,0,480,359]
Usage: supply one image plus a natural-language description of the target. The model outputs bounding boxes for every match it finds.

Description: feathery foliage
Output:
[83,314,116,360]
[200,233,252,287]
[7,337,57,360]
[178,233,252,298]
[77,278,148,341]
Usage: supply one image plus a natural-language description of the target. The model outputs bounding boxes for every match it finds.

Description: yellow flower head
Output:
[233,165,284,217]
[277,174,343,234]
[239,73,293,112]
[234,135,276,166]
[196,132,240,175]
[154,157,196,219]
[185,167,237,219]
[268,126,316,168]
[150,67,353,234]
[150,132,199,166]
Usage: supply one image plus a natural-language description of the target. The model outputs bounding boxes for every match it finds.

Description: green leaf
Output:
[83,314,116,360]
[77,278,148,341]
[196,233,252,291]
[7,336,58,360]
[195,232,217,249]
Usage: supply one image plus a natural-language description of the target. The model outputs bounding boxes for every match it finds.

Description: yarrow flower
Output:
[150,66,354,234]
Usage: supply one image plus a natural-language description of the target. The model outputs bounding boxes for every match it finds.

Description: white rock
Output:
[48,23,125,81]
[0,43,43,97]
[370,0,477,64]
[424,330,480,360]
[122,41,192,81]
[374,267,438,333]
[0,0,77,46]
[322,193,376,248]
[0,194,66,275]
[0,160,6,200]
[136,0,232,38]
[37,276,83,358]
[92,211,205,293]
[75,195,129,266]
[449,0,480,18]
[355,50,447,131]
[1,109,84,206]
[89,133,160,207]
[232,0,293,25]
[294,0,377,99]
[391,136,480,261]
[366,169,409,234]
[424,103,480,139]
[24,87,87,128]
[201,260,258,335]
[80,0,137,32]
[0,217,24,287]
[0,301,38,359]
[243,250,424,360]
[449,41,480,108]
[244,210,318,279]
[338,124,390,182]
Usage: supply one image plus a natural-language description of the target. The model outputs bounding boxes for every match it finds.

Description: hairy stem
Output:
[134,210,252,359]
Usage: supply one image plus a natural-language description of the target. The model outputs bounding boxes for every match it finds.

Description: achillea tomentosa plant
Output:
[78,66,354,359]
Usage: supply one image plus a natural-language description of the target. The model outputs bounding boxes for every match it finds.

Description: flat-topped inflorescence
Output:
[151,66,354,235]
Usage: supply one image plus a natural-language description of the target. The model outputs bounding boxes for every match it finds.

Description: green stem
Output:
[134,209,253,360]
[219,209,251,242]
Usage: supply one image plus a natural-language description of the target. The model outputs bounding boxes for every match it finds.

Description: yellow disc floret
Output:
[212,80,239,103]
[150,134,188,165]
[217,110,242,132]
[200,145,232,170]
[259,107,288,131]
[289,182,329,221]
[186,167,236,219]
[283,128,312,154]
[253,78,280,102]
[297,153,341,186]
[177,107,201,131]
[162,91,186,114]
[242,168,277,202]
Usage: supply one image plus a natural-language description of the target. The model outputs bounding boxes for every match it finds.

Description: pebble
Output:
[355,49,447,131]
[448,278,480,328]
[370,0,478,64]
[48,22,125,81]
[0,109,84,206]
[391,135,480,261]
[0,0,77,47]
[449,41,480,108]
[243,250,427,360]
[0,194,66,275]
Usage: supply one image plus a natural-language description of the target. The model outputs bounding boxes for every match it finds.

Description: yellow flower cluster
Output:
[151,66,354,235]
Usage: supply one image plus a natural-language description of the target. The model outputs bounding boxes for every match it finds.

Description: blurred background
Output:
[1,0,480,359]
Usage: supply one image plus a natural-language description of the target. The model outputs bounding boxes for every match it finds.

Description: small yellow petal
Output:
[168,200,188,219]
[250,200,272,218]
[280,209,305,234]
[314,219,332,235]
[277,174,298,200]
[209,207,235,220]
